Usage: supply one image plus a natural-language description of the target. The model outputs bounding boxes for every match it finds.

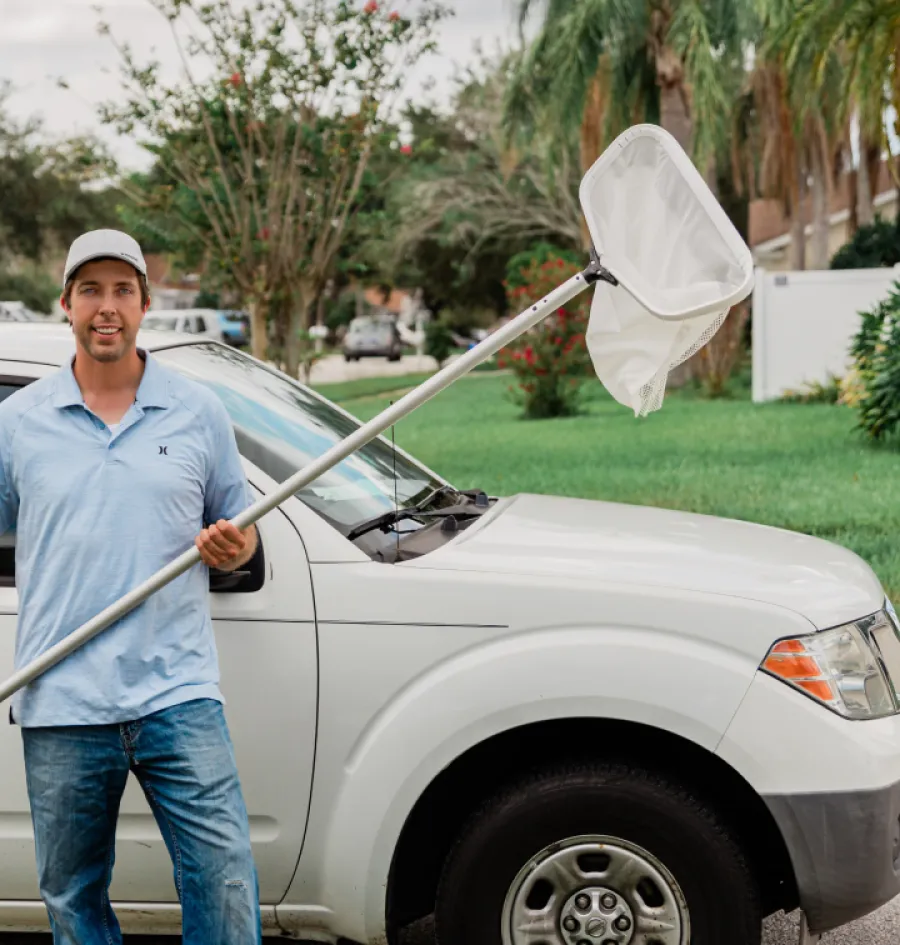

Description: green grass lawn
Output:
[317,372,900,599]
[310,372,436,403]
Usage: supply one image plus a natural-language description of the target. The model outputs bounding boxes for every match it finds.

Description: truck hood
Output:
[422,494,884,630]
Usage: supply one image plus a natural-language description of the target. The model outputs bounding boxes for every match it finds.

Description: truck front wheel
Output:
[434,762,761,945]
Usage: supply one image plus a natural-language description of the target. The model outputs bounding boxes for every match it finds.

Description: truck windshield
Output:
[155,343,447,533]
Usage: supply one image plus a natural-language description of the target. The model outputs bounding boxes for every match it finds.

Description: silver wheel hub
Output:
[501,835,689,945]
[560,886,634,944]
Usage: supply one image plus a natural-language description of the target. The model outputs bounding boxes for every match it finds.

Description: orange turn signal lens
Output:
[763,654,822,679]
[795,679,837,701]
[763,639,836,704]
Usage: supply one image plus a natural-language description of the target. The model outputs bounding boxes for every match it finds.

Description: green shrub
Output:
[850,279,900,440]
[193,289,221,308]
[324,291,358,332]
[425,319,454,367]
[499,252,593,419]
[0,264,58,313]
[831,216,900,269]
[504,242,583,294]
[779,374,842,404]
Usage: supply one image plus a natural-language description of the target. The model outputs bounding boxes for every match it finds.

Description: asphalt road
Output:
[2,901,899,944]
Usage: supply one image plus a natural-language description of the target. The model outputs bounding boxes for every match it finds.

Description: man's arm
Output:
[195,520,258,572]
[198,392,258,571]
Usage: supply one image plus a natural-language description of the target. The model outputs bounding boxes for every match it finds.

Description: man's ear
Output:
[60,295,72,327]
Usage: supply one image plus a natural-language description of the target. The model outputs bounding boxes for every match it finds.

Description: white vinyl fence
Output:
[752,265,900,402]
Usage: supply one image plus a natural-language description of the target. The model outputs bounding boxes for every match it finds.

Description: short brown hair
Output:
[63,260,150,309]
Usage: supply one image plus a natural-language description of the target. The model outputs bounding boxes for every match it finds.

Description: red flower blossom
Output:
[229,72,242,87]
[363,0,378,12]
[400,143,412,155]
[257,227,270,240]
[389,10,401,20]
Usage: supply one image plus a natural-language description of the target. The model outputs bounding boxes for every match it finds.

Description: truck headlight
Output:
[762,608,900,719]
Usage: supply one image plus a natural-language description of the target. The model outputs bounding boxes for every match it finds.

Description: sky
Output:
[0,0,526,170]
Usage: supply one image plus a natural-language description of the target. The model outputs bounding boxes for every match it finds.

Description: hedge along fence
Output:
[849,279,900,440]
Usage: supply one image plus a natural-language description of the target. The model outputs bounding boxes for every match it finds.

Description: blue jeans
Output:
[21,698,262,945]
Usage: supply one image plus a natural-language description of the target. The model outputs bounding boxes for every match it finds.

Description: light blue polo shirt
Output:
[0,351,253,727]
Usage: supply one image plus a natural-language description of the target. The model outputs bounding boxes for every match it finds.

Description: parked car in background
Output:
[0,302,43,322]
[217,309,251,347]
[342,316,403,362]
[141,309,224,342]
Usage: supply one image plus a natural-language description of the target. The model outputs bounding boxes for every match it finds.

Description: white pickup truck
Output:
[2,324,899,945]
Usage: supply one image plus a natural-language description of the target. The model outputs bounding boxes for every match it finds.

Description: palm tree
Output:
[503,1,756,391]
[777,0,900,231]
[730,0,849,269]
[504,0,749,177]
[780,0,899,152]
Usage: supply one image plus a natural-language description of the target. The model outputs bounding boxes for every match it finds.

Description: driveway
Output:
[306,353,442,385]
[2,902,898,943]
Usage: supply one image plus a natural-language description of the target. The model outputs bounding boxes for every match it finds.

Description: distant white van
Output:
[0,301,43,322]
[140,308,224,342]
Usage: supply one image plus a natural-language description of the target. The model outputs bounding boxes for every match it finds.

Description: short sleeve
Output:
[203,395,253,525]
[0,415,19,536]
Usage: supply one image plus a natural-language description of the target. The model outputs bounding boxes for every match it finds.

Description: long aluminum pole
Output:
[0,265,606,704]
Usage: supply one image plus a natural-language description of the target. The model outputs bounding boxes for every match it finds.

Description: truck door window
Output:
[0,380,29,584]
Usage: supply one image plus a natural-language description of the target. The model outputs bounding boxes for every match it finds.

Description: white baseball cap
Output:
[62,229,147,289]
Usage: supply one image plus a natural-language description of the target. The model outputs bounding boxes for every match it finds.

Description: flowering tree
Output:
[98,0,447,375]
[498,250,594,418]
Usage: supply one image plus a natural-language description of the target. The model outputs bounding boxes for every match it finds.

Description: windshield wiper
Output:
[347,485,478,542]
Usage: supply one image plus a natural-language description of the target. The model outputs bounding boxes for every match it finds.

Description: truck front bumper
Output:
[718,672,900,932]
[765,782,900,931]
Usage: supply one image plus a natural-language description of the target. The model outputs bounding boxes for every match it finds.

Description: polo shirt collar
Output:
[53,349,170,410]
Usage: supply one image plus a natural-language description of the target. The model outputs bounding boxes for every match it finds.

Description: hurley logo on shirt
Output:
[159,445,169,455]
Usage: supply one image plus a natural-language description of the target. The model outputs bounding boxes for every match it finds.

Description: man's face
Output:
[62,258,149,363]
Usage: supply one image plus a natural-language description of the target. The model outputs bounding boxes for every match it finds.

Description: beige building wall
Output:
[752,191,898,272]
[749,159,898,271]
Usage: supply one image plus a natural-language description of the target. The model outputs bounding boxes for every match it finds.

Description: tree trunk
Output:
[658,78,692,155]
[809,144,830,269]
[857,134,875,228]
[284,286,316,381]
[284,307,303,380]
[249,297,268,362]
[579,68,605,173]
[578,67,606,248]
[848,166,860,234]
[695,301,750,396]
[789,153,806,270]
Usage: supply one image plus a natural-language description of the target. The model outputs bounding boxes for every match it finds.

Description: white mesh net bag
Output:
[579,124,754,416]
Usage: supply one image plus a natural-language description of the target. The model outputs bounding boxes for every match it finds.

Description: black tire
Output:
[435,762,761,945]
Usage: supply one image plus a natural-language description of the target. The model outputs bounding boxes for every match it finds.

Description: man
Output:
[0,229,262,944]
